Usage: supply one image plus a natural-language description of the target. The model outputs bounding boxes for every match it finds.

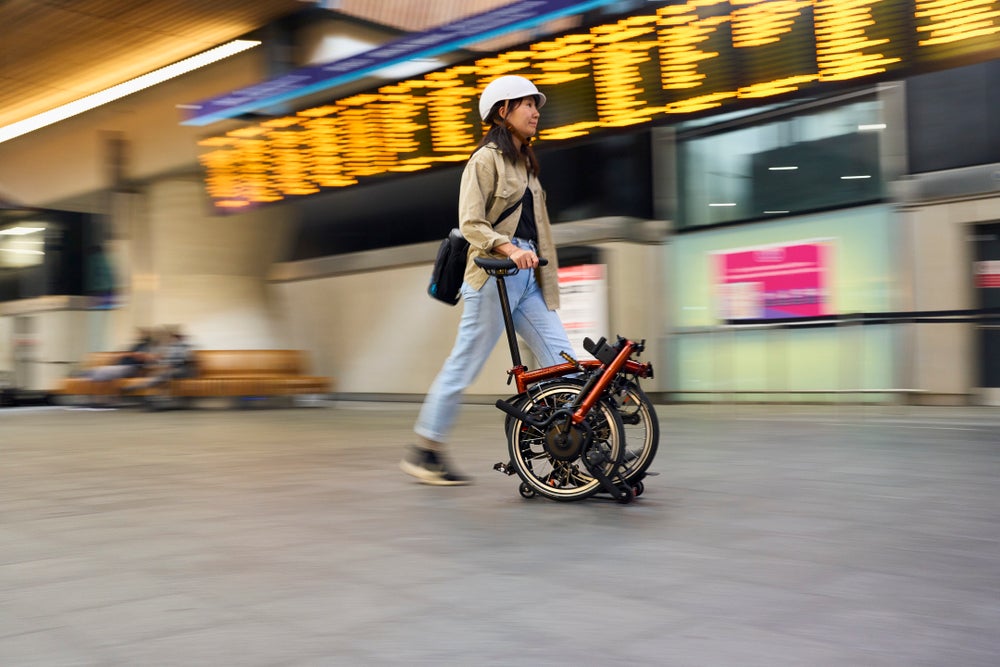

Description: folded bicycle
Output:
[475,256,659,503]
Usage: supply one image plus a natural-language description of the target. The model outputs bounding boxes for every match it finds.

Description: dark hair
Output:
[474,96,540,177]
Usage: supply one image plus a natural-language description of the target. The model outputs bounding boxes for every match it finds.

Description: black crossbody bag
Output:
[427,193,526,306]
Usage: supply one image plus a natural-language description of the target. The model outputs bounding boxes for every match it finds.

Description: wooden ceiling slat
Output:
[0,0,307,128]
[0,0,541,131]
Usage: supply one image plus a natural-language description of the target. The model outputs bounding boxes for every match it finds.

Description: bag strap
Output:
[494,188,526,228]
[483,144,528,229]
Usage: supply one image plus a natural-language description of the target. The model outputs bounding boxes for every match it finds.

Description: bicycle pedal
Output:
[493,461,517,476]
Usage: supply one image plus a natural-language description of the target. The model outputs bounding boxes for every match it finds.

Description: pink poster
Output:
[714,241,832,320]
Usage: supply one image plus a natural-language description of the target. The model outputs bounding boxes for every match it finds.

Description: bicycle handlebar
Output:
[474,257,548,271]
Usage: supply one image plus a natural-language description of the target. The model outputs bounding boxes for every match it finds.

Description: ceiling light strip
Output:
[0,39,261,144]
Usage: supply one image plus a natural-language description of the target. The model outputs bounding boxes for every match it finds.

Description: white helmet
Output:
[478,75,546,122]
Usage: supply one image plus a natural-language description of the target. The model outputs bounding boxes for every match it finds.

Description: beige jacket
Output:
[458,143,560,310]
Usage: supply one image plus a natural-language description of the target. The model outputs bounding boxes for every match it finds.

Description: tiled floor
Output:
[2,402,999,666]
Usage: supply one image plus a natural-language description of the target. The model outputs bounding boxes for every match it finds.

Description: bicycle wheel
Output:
[607,380,659,483]
[508,381,624,501]
[513,378,659,485]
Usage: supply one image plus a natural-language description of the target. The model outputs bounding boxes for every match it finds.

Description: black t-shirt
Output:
[513,187,536,243]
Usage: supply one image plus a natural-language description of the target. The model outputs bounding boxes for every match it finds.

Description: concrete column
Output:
[902,202,978,404]
[141,176,290,349]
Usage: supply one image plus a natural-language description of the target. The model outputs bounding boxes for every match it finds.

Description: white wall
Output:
[268,237,668,398]
[901,194,1000,404]
[0,315,11,376]
[0,298,93,390]
[141,177,289,350]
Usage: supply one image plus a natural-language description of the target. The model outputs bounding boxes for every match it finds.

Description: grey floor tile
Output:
[1,402,999,665]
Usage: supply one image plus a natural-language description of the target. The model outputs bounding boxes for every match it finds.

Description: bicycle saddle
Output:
[474,257,548,276]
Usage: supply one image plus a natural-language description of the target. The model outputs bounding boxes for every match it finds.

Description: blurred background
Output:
[0,0,998,406]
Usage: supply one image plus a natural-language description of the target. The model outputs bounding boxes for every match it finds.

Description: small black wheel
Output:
[632,481,645,497]
[518,482,536,499]
[617,484,635,504]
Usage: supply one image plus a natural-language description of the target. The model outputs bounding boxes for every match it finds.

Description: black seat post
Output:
[494,273,522,367]
[475,256,546,369]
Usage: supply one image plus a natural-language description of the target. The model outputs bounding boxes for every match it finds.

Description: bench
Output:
[54,349,331,406]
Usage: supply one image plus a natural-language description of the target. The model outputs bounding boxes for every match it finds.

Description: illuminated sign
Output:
[714,240,832,320]
[200,0,1000,210]
[182,0,624,126]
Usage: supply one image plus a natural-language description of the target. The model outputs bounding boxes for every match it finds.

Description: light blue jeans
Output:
[415,240,572,444]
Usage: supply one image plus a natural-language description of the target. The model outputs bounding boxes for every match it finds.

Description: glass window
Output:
[907,59,1000,173]
[677,98,886,229]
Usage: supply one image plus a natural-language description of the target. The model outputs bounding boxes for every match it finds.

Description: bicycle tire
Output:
[507,378,658,484]
[507,381,624,501]
[608,380,659,483]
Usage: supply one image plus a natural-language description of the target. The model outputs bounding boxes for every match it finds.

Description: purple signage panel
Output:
[181,0,620,126]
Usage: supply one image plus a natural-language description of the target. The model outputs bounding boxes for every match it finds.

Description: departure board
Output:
[199,0,1000,210]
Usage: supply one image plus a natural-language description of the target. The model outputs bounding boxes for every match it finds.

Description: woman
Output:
[401,75,574,485]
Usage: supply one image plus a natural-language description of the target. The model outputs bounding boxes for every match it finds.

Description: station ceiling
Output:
[0,0,513,131]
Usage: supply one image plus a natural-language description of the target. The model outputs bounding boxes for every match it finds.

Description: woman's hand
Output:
[505,244,538,269]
